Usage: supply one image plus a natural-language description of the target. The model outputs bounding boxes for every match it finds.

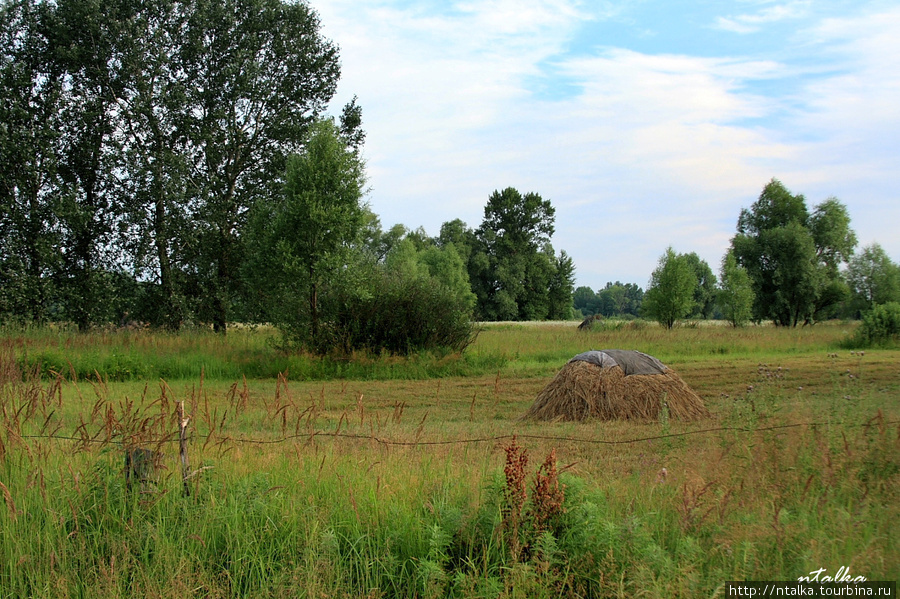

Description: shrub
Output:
[302,266,479,356]
[853,302,900,347]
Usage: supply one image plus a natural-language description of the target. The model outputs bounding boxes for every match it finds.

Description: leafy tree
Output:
[642,247,696,329]
[718,251,754,327]
[681,252,717,319]
[854,302,900,347]
[418,244,477,313]
[596,281,644,317]
[547,250,575,320]
[47,0,137,329]
[244,119,366,352]
[598,283,627,317]
[731,179,856,326]
[846,243,900,312]
[469,188,572,320]
[573,286,600,316]
[0,0,64,322]
[437,219,475,265]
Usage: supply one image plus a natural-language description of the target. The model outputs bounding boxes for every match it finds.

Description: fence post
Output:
[177,401,191,497]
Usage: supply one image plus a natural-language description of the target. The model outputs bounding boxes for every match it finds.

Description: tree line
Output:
[0,0,575,353]
[576,178,899,329]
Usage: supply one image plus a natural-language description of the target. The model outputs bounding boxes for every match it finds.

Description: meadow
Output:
[1,321,898,598]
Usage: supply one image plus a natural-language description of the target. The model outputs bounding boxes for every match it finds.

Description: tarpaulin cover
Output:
[569,349,668,376]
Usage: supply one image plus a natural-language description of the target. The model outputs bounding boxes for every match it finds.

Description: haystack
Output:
[524,350,708,422]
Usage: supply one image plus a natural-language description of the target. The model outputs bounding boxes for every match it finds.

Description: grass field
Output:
[1,321,898,597]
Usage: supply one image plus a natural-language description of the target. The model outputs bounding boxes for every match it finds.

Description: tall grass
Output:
[1,323,898,597]
[2,320,859,382]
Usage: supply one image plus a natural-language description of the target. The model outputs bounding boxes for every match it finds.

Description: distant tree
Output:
[598,282,627,317]
[547,250,576,320]
[596,281,643,317]
[622,283,644,316]
[244,119,366,352]
[642,248,696,329]
[846,243,900,312]
[681,253,717,319]
[469,187,571,320]
[718,251,754,327]
[438,218,475,264]
[385,237,476,313]
[731,179,856,326]
[573,286,600,316]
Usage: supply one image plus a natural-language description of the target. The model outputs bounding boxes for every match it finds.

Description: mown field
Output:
[1,321,898,598]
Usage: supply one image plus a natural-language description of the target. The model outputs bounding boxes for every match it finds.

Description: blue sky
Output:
[314,0,900,290]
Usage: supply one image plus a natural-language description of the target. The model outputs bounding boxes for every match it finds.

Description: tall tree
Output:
[50,0,135,329]
[718,251,754,327]
[573,286,600,317]
[642,247,696,329]
[846,243,900,310]
[0,0,63,323]
[731,179,856,326]
[547,249,575,320]
[681,252,717,319]
[243,119,365,352]
[469,187,564,320]
[179,0,340,332]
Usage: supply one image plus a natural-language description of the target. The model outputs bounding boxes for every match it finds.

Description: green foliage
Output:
[597,281,643,318]
[846,243,900,313]
[573,286,601,316]
[318,258,479,355]
[681,252,717,319]
[244,118,366,353]
[853,302,900,347]
[0,0,341,331]
[468,188,574,321]
[731,179,856,326]
[718,251,754,327]
[642,248,696,329]
[0,0,65,325]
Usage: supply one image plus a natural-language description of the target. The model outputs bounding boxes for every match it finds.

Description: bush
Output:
[323,269,479,355]
[275,261,479,356]
[853,302,900,347]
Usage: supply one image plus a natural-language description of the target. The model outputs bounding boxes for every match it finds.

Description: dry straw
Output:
[524,359,708,422]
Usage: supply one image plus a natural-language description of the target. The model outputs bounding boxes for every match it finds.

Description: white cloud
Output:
[314,0,900,287]
[715,1,811,33]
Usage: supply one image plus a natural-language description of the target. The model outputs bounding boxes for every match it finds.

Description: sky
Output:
[313,0,900,290]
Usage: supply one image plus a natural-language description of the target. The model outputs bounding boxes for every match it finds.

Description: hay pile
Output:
[524,351,708,422]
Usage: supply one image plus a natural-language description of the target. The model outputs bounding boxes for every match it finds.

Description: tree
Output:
[590,282,644,318]
[573,286,600,316]
[681,252,717,319]
[718,251,754,327]
[0,0,64,323]
[731,178,857,326]
[438,219,475,265]
[547,250,575,320]
[846,243,900,312]
[469,188,571,321]
[244,119,366,351]
[642,247,696,329]
[50,0,140,329]
[178,0,341,332]
[598,283,627,317]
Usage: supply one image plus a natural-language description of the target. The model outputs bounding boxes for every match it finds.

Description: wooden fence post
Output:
[177,401,191,497]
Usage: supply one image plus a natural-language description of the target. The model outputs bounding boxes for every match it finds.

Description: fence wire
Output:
[15,417,900,449]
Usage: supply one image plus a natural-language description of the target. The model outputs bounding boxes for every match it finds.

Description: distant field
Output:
[1,322,897,597]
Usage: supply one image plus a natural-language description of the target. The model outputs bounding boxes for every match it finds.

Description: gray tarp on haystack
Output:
[569,349,668,376]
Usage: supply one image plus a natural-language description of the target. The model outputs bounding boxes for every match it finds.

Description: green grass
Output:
[1,321,898,597]
[2,319,860,382]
